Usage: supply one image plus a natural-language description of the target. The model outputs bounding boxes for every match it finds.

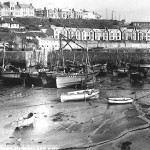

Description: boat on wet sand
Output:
[108,97,133,104]
[56,71,95,88]
[12,113,36,128]
[60,89,99,102]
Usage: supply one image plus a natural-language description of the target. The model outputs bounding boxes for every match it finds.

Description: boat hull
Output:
[108,98,133,104]
[56,72,94,88]
[2,72,23,85]
[12,116,35,128]
[61,89,99,102]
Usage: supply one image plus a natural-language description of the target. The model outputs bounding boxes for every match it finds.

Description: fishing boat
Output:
[1,44,24,85]
[108,97,133,104]
[92,63,107,77]
[113,67,128,77]
[60,88,99,102]
[56,35,98,89]
[12,113,36,128]
[130,71,144,83]
[56,70,96,88]
[1,68,24,85]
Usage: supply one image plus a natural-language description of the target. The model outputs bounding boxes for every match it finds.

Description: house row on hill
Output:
[0,2,34,17]
[46,25,150,42]
[0,1,101,20]
[35,8,101,20]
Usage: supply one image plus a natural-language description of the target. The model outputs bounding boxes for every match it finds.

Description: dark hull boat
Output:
[1,71,24,85]
[24,71,43,87]
[40,71,57,88]
[113,67,128,77]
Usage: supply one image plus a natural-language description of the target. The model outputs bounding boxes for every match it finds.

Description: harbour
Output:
[0,73,150,149]
[1,0,150,149]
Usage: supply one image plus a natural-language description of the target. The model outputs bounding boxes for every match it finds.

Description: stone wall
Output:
[61,41,150,50]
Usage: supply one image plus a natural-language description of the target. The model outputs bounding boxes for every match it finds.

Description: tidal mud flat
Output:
[0,75,150,149]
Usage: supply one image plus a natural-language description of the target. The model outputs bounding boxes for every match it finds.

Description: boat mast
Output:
[86,37,90,72]
[59,34,65,73]
[2,43,6,70]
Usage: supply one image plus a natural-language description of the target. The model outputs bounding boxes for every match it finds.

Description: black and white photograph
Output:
[0,0,150,149]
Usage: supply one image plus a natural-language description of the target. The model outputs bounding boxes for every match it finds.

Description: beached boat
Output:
[56,71,96,88]
[108,97,133,104]
[113,67,128,77]
[129,71,144,83]
[60,88,99,102]
[1,71,23,85]
[56,34,98,89]
[12,113,36,128]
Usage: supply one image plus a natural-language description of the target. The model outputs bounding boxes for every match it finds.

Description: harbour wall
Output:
[1,41,150,68]
[63,41,150,50]
[0,49,150,69]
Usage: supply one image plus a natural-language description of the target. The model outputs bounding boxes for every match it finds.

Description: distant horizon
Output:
[0,0,150,23]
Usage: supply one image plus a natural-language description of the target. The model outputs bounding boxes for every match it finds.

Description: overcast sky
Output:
[1,0,150,22]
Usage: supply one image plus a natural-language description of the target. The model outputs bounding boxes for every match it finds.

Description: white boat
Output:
[108,97,133,104]
[12,113,36,128]
[60,89,99,102]
[56,71,94,88]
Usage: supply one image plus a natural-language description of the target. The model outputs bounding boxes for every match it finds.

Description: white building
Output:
[82,11,101,19]
[37,37,59,51]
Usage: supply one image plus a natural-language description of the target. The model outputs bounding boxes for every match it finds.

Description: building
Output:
[93,29,103,40]
[0,3,10,17]
[34,8,44,17]
[131,22,150,28]
[74,9,83,19]
[0,17,20,28]
[36,36,59,50]
[44,8,60,19]
[82,10,101,19]
[108,29,122,41]
[0,2,34,17]
[59,8,73,19]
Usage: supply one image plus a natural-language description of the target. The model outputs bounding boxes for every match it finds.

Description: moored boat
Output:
[60,88,99,102]
[108,97,133,104]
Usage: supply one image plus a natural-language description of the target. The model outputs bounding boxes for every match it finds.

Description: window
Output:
[76,31,80,40]
[95,32,99,40]
[90,32,93,40]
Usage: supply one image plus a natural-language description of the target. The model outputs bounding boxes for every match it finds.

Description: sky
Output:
[1,0,150,22]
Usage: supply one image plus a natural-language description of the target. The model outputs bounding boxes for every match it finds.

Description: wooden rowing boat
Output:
[12,113,36,128]
[108,97,133,104]
[60,89,99,102]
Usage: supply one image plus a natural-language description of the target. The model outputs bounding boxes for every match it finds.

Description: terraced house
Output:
[47,25,150,42]
[0,1,34,17]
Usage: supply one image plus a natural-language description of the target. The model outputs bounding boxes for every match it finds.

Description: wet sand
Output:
[1,75,150,149]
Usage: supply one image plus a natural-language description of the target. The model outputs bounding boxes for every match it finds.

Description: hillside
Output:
[16,17,121,29]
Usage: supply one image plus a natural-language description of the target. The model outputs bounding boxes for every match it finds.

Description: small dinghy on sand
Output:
[12,113,36,129]
[108,97,133,104]
[60,89,99,102]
